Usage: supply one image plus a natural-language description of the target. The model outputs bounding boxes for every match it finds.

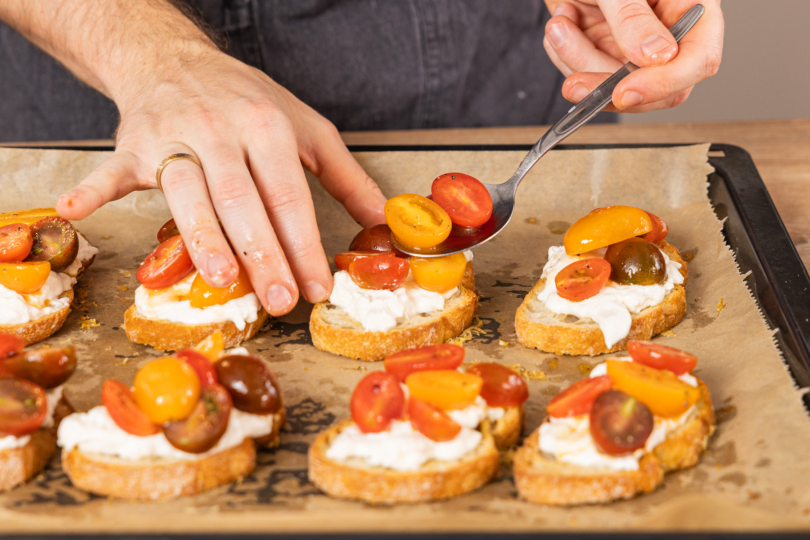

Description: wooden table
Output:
[4,119,809,268]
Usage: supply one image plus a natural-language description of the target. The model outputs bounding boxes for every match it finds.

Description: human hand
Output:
[56,49,387,316]
[543,0,724,112]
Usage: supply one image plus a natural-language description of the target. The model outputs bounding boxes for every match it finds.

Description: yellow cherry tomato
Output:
[0,261,51,294]
[133,357,201,424]
[385,194,452,249]
[563,206,652,255]
[0,208,58,229]
[194,330,225,362]
[410,253,467,293]
[188,263,254,309]
[406,370,483,410]
[606,359,699,417]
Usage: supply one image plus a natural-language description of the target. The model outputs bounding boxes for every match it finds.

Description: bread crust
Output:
[308,419,500,504]
[253,408,286,449]
[123,305,268,352]
[489,406,524,450]
[62,437,256,500]
[515,241,688,356]
[513,378,714,506]
[0,429,56,492]
[0,290,74,345]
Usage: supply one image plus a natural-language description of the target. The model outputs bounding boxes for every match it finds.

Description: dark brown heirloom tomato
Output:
[52,394,75,430]
[216,355,282,414]
[157,218,180,244]
[25,216,78,273]
[164,383,232,454]
[349,224,407,258]
[0,346,77,389]
[0,378,48,436]
[589,390,653,456]
[604,237,666,286]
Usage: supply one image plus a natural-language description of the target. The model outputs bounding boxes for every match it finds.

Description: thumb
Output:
[598,0,679,68]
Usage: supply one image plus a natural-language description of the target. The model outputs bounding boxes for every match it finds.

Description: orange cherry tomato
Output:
[349,224,407,257]
[164,383,232,454]
[431,173,493,228]
[176,349,219,388]
[627,341,697,375]
[0,261,51,294]
[0,378,48,436]
[0,223,33,263]
[136,235,195,290]
[0,346,77,389]
[606,359,699,417]
[563,206,652,255]
[157,218,180,243]
[0,333,25,359]
[133,357,201,424]
[642,212,669,243]
[188,262,253,309]
[0,208,58,229]
[348,253,409,290]
[466,363,529,407]
[350,371,405,433]
[194,330,225,362]
[385,194,452,249]
[410,253,467,293]
[334,250,393,272]
[405,370,482,410]
[546,375,613,418]
[554,258,611,302]
[407,396,462,442]
[384,344,465,382]
[101,380,160,436]
[589,390,653,455]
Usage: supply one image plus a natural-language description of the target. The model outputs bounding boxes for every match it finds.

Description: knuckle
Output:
[704,49,722,78]
[161,166,202,193]
[615,3,653,30]
[213,176,254,209]
[246,100,289,133]
[269,182,311,219]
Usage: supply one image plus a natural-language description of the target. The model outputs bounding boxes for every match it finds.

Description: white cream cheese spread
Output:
[448,396,505,428]
[134,270,261,331]
[536,245,684,347]
[0,385,65,450]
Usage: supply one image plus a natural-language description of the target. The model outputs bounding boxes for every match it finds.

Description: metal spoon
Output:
[392,4,705,257]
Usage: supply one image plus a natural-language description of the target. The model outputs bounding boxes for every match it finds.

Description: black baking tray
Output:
[7,142,810,540]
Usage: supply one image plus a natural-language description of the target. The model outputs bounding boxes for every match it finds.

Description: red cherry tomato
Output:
[431,173,493,228]
[0,333,25,359]
[334,251,393,272]
[589,390,653,455]
[547,375,613,418]
[101,380,160,436]
[348,253,409,291]
[164,383,232,454]
[407,396,462,442]
[157,218,180,244]
[383,344,465,383]
[176,349,219,388]
[555,258,611,302]
[0,378,48,436]
[466,363,529,407]
[349,224,407,258]
[642,212,669,243]
[0,223,33,263]
[627,341,698,375]
[0,346,77,389]
[350,372,405,433]
[136,235,195,290]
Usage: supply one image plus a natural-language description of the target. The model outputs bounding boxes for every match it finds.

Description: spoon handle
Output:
[507,4,705,187]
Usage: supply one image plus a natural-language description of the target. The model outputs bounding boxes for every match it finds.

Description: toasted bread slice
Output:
[489,406,524,450]
[123,305,269,352]
[0,429,57,492]
[513,379,714,506]
[515,241,688,356]
[253,408,286,449]
[62,437,256,500]
[308,419,499,504]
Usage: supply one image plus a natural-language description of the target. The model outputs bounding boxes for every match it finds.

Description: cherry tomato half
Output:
[216,355,282,414]
[606,360,699,417]
[467,363,529,407]
[136,235,195,290]
[349,224,407,257]
[410,253,467,293]
[0,261,51,294]
[194,330,225,362]
[604,238,666,286]
[334,251,393,272]
[408,396,462,442]
[642,212,669,243]
[546,375,613,418]
[0,378,48,436]
[101,379,160,436]
[383,344,465,383]
[0,345,77,389]
[385,194,452,249]
[627,341,697,375]
[350,371,405,433]
[176,349,219,388]
[348,253,409,291]
[188,262,254,309]
[589,390,653,455]
[157,218,180,244]
[563,206,652,255]
[0,208,57,229]
[133,357,201,424]
[405,370,482,410]
[0,223,33,263]
[26,216,78,273]
[554,258,611,302]
[0,333,25,359]
[164,383,232,454]
[431,173,493,228]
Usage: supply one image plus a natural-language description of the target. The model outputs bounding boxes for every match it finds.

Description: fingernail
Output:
[641,35,678,64]
[548,22,567,48]
[205,253,233,286]
[303,281,328,303]
[553,3,566,16]
[620,90,644,109]
[569,83,590,103]
[266,284,293,313]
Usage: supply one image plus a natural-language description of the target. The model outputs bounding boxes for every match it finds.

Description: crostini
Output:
[513,341,714,506]
[58,331,285,500]
[124,219,267,351]
[516,206,687,356]
[0,208,97,344]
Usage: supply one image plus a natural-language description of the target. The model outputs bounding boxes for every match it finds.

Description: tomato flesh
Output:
[348,253,409,290]
[194,330,225,362]
[0,223,33,263]
[589,390,653,455]
[384,344,465,382]
[216,355,282,414]
[0,378,48,436]
[405,370,482,410]
[606,359,699,417]
[350,371,405,433]
[431,173,493,228]
[0,261,51,294]
[604,238,666,286]
[642,212,669,243]
[408,396,462,442]
[0,208,57,229]
[0,346,77,389]
[627,341,697,375]
[385,194,452,249]
[466,363,529,407]
[136,235,195,290]
[555,258,611,302]
[157,218,180,243]
[164,383,232,454]
[335,250,392,272]
[133,357,201,424]
[349,224,407,257]
[0,333,25,359]
[564,206,652,255]
[26,216,78,273]
[176,349,219,388]
[188,262,253,308]
[101,380,160,436]
[410,253,467,293]
[547,375,613,418]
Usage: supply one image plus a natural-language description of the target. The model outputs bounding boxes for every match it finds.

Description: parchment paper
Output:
[0,144,808,533]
